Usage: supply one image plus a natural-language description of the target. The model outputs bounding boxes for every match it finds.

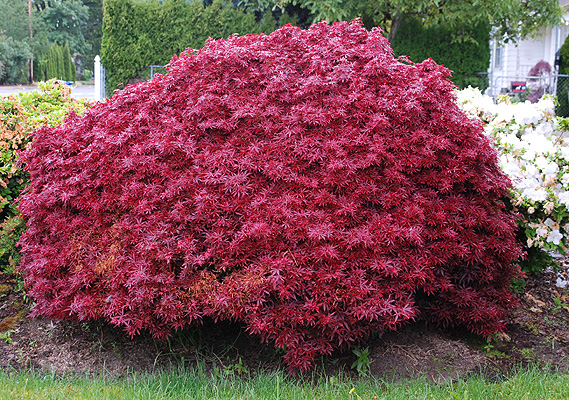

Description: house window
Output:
[495,46,503,69]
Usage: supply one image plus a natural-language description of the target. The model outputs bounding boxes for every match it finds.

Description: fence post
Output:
[94,55,102,101]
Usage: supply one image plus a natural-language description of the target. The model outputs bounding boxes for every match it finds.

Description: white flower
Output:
[501,133,522,149]
[456,88,569,252]
[523,164,539,180]
[521,187,548,202]
[536,225,549,238]
[547,229,563,245]
[561,148,569,161]
[537,97,555,115]
[524,133,556,157]
[558,191,569,207]
[534,156,558,175]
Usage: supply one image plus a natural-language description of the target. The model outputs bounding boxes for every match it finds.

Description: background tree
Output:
[62,42,76,81]
[0,0,33,84]
[556,36,569,117]
[0,34,33,85]
[101,0,272,90]
[80,0,103,75]
[36,0,91,58]
[264,0,564,43]
[0,0,29,42]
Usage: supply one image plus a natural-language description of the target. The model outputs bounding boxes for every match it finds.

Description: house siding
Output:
[487,1,569,97]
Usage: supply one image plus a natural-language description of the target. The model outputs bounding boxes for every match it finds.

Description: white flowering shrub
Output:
[456,87,569,270]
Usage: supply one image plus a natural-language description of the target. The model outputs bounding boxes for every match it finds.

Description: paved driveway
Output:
[0,84,97,101]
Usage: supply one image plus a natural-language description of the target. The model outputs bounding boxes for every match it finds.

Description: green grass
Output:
[0,366,568,400]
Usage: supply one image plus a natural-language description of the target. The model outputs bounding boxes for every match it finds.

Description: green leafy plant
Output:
[351,346,371,376]
[391,17,490,90]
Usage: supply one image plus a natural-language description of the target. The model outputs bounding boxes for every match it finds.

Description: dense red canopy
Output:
[18,20,522,371]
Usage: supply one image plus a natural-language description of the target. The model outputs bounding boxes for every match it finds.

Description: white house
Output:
[487,0,569,97]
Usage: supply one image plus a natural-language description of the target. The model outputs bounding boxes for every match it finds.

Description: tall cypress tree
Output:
[46,45,56,79]
[56,44,64,80]
[62,42,74,81]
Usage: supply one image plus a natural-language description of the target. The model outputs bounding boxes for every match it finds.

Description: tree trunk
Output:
[388,14,404,43]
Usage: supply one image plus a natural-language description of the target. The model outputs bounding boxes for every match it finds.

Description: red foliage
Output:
[18,20,522,372]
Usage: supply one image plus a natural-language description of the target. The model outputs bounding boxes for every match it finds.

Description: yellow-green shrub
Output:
[0,80,91,272]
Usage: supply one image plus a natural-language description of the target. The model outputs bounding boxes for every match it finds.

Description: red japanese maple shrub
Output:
[18,20,523,372]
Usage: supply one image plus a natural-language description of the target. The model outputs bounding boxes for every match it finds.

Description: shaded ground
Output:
[0,265,568,381]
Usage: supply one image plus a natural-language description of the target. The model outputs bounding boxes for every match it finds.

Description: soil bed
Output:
[0,265,568,381]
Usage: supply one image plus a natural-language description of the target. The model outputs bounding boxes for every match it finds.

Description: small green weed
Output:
[351,346,371,376]
[514,347,537,361]
[0,329,14,344]
[552,296,569,313]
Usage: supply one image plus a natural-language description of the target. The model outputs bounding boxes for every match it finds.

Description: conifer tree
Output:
[62,42,74,81]
[259,9,277,33]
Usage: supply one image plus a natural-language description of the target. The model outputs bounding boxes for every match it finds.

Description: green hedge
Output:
[391,17,490,90]
[101,0,279,91]
[556,36,569,117]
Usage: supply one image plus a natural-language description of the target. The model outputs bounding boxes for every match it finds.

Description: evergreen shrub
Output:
[391,17,490,90]
[556,35,569,117]
[101,0,282,91]
[18,21,522,372]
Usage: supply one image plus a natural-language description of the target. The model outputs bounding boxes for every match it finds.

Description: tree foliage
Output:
[35,42,76,82]
[81,0,103,73]
[0,0,95,83]
[268,0,563,43]
[0,34,32,85]
[19,21,522,372]
[36,0,91,57]
[0,0,30,42]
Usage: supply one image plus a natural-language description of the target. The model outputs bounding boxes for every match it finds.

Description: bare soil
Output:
[0,265,568,381]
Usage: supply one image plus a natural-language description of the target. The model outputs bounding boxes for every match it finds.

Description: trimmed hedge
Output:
[391,17,490,90]
[19,21,522,372]
[101,0,281,91]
